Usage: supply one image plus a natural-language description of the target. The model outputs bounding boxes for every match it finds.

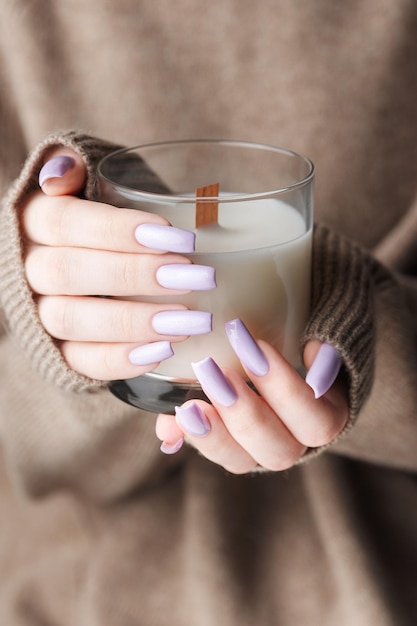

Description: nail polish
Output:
[135,223,196,253]
[305,343,342,399]
[192,357,238,407]
[152,310,212,336]
[225,318,269,376]
[160,437,184,454]
[156,264,216,291]
[175,402,211,437]
[128,341,173,366]
[39,155,76,187]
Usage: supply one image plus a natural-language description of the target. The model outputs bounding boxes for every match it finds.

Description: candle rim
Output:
[98,138,315,203]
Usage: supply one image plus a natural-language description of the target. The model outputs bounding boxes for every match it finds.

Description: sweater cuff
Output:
[0,131,123,393]
[299,224,393,459]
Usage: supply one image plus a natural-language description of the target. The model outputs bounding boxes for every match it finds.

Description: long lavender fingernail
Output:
[305,343,342,399]
[160,437,184,455]
[192,357,238,407]
[39,155,76,187]
[135,223,196,253]
[225,318,269,376]
[175,402,211,437]
[128,341,173,366]
[152,310,212,336]
[156,264,216,291]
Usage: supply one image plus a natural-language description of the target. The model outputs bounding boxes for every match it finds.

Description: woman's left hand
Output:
[155,319,348,474]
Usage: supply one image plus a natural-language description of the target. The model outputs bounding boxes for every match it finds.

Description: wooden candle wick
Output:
[195,182,219,228]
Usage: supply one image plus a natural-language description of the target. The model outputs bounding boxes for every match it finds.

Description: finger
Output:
[25,246,215,296]
[61,340,174,380]
[304,340,343,398]
[37,296,212,343]
[38,148,86,196]
[156,403,258,473]
[251,342,347,447]
[224,319,347,448]
[155,414,185,455]
[191,358,306,471]
[22,193,195,254]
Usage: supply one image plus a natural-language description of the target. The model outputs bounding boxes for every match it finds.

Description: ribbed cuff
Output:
[302,224,393,425]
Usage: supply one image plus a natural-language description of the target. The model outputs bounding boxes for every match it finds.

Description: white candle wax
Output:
[142,197,312,381]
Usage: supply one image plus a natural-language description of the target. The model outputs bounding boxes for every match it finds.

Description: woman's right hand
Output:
[21,148,215,380]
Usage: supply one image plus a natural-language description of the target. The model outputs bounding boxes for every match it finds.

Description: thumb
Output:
[38,147,86,196]
[303,339,343,399]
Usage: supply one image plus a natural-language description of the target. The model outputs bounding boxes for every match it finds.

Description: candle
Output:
[98,139,314,412]
[140,196,312,380]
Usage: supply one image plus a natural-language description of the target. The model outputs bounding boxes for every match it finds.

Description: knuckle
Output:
[38,297,75,339]
[62,342,108,379]
[51,197,76,244]
[255,438,306,472]
[100,345,118,374]
[60,341,85,376]
[262,448,302,472]
[115,304,137,340]
[88,347,114,380]
[116,256,140,294]
[25,247,68,294]
[300,416,344,448]
[24,248,40,292]
[28,195,73,245]
[101,211,123,249]
[47,249,76,293]
[99,344,139,379]
[40,198,66,243]
[222,459,258,475]
[232,407,270,440]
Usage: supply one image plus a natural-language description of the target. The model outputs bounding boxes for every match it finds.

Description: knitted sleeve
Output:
[304,224,393,411]
[300,223,417,467]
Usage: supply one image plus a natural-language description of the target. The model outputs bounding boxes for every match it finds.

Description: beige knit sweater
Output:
[0,1,416,624]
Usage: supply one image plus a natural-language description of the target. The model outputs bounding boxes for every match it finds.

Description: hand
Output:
[156,320,348,474]
[21,148,216,380]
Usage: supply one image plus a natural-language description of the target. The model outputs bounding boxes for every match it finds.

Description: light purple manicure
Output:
[128,341,173,366]
[152,310,212,336]
[225,318,269,376]
[39,155,76,187]
[135,223,196,253]
[156,264,216,291]
[305,342,342,399]
[192,357,238,407]
[160,437,184,455]
[175,402,211,437]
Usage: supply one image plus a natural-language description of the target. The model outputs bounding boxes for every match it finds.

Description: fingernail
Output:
[175,402,211,437]
[156,264,216,291]
[191,357,237,407]
[135,223,196,253]
[39,155,76,187]
[128,341,173,366]
[160,437,184,455]
[152,310,212,336]
[305,343,342,399]
[225,318,269,376]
